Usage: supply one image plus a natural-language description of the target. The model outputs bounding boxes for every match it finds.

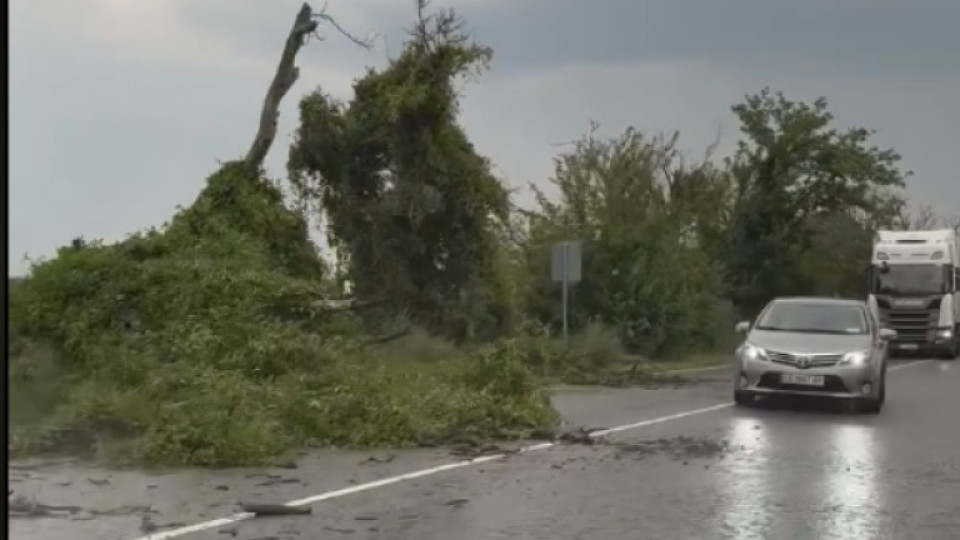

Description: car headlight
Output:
[739,343,768,362]
[840,350,869,366]
[936,327,954,340]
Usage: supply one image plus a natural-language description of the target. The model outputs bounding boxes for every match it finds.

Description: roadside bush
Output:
[7,163,556,466]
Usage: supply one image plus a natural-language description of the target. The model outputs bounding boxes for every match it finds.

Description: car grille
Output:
[757,373,849,393]
[767,351,844,369]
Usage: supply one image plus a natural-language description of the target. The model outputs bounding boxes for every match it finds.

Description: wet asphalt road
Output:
[9,358,960,540]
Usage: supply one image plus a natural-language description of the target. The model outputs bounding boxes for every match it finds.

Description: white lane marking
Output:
[591,403,733,437]
[889,359,931,372]
[130,358,932,540]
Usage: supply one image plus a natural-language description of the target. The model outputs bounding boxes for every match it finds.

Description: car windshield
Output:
[754,302,867,335]
[874,264,946,296]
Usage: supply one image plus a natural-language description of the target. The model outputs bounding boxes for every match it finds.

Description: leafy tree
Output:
[289,2,514,342]
[725,88,908,314]
[519,127,731,356]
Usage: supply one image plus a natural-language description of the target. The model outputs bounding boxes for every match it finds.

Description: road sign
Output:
[550,240,582,348]
[551,240,582,283]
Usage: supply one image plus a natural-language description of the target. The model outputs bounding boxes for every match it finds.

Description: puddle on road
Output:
[711,416,892,540]
[714,417,774,537]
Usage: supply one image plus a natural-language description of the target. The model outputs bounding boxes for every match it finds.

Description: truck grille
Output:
[879,308,939,342]
[767,351,844,369]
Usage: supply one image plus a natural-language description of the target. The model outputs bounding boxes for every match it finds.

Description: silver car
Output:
[732,297,896,414]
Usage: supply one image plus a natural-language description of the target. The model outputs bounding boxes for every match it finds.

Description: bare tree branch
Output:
[313,9,378,48]
[914,204,938,230]
[946,214,960,234]
[243,3,373,174]
[898,203,939,231]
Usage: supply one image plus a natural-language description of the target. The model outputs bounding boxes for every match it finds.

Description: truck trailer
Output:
[868,228,959,359]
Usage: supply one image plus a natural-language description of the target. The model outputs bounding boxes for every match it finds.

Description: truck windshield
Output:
[874,264,946,295]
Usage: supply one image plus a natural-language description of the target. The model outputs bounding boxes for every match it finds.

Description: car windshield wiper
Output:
[754,325,784,331]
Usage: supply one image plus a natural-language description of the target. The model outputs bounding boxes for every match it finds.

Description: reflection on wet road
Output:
[715,409,888,538]
[715,416,773,536]
[822,423,881,538]
[9,360,960,540]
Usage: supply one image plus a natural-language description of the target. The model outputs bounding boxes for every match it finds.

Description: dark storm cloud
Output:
[167,0,960,78]
[458,0,960,76]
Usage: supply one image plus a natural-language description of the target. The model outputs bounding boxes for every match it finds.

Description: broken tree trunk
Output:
[243,3,318,174]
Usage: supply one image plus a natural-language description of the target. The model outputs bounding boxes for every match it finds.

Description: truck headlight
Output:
[937,327,954,340]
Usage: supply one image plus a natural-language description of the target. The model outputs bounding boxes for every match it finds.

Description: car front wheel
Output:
[859,371,886,414]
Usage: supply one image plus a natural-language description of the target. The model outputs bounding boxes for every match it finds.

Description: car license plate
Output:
[897,343,918,350]
[781,373,825,386]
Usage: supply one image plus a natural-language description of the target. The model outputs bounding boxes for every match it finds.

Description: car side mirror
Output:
[734,321,751,334]
[879,328,897,340]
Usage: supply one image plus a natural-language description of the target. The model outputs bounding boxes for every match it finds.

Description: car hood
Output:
[746,330,872,354]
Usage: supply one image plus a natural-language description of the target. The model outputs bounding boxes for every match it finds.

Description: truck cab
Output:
[867,229,959,359]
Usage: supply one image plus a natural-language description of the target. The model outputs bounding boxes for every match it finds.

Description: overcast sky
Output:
[10,0,960,275]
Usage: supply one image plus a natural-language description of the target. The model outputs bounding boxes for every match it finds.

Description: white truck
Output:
[868,229,959,359]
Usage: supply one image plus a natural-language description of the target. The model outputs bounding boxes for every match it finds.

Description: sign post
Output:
[551,240,582,346]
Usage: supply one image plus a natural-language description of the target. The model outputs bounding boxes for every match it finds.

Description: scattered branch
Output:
[240,502,312,516]
[363,326,413,345]
[312,297,391,312]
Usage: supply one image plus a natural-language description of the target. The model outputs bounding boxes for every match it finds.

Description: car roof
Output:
[769,296,868,308]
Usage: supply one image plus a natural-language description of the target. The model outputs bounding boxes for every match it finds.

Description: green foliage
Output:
[724,88,907,314]
[8,162,555,466]
[288,6,514,343]
[517,128,731,356]
[515,89,908,355]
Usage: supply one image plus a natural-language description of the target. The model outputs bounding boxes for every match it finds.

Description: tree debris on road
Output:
[239,502,312,516]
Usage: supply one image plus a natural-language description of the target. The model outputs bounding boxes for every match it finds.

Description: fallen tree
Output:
[8,2,556,467]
